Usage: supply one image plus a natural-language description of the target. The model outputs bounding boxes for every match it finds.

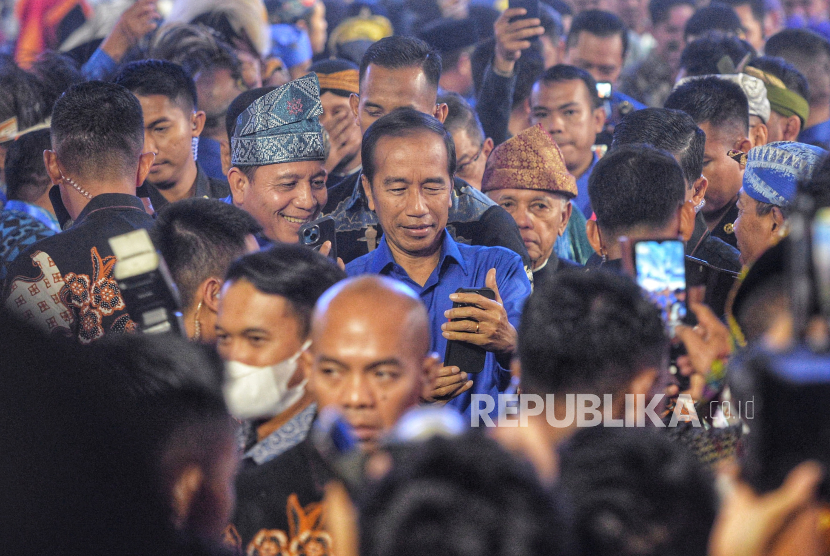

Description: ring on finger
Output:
[475,322,480,334]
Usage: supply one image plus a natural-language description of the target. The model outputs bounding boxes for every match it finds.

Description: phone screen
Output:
[634,240,687,336]
[596,82,612,99]
[812,207,830,318]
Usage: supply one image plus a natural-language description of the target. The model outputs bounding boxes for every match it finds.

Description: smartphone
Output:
[299,216,337,260]
[596,82,612,100]
[508,0,540,23]
[443,287,496,374]
[812,207,830,320]
[633,239,689,337]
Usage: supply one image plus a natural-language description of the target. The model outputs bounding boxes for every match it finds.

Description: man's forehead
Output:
[360,65,437,101]
[570,31,624,56]
[533,78,592,105]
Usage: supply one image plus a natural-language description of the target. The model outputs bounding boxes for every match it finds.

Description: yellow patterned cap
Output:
[481,124,577,197]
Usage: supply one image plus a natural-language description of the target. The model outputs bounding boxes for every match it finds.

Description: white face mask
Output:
[223,340,311,420]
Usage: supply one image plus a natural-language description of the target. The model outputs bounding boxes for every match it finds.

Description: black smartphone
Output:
[632,239,689,337]
[299,216,337,260]
[508,0,540,23]
[443,287,496,374]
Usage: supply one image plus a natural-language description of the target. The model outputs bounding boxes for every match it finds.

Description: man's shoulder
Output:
[344,249,377,276]
[611,90,647,111]
[457,241,524,271]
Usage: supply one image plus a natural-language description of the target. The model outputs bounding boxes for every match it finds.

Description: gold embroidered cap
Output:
[481,124,577,197]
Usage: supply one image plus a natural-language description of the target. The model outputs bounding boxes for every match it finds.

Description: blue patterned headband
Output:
[232,73,325,167]
[743,141,827,207]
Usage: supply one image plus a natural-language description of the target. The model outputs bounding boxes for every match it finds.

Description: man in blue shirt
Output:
[345,108,531,416]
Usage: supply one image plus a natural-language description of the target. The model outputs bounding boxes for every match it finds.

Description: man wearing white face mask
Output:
[215,243,346,466]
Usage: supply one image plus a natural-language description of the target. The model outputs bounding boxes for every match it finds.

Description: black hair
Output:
[722,0,765,25]
[747,56,810,102]
[519,269,668,396]
[4,128,52,202]
[439,91,485,146]
[0,55,50,130]
[536,64,602,109]
[765,27,830,59]
[471,39,544,110]
[113,59,198,112]
[649,0,696,26]
[684,3,743,40]
[612,107,705,187]
[150,198,262,313]
[558,427,717,556]
[361,107,456,184]
[679,32,756,77]
[359,36,442,90]
[149,23,242,81]
[50,80,145,181]
[664,75,749,136]
[358,433,573,556]
[29,51,84,112]
[226,86,278,142]
[224,243,347,337]
[540,3,564,43]
[588,144,686,235]
[95,333,234,543]
[567,10,629,59]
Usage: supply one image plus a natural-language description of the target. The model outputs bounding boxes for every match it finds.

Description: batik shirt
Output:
[3,193,154,344]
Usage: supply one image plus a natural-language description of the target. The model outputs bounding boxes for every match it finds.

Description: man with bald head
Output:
[229,275,437,553]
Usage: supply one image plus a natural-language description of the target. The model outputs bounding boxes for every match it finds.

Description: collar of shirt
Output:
[3,200,61,233]
[73,193,146,227]
[368,228,469,289]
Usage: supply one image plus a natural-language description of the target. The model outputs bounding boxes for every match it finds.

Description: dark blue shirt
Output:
[799,119,830,150]
[574,152,599,217]
[345,229,531,417]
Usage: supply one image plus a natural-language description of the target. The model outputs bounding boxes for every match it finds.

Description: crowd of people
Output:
[2,0,830,553]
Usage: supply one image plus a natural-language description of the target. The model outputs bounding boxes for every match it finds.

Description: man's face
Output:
[733,3,765,52]
[215,279,306,366]
[565,31,625,86]
[362,131,452,258]
[530,79,604,176]
[698,121,744,214]
[617,0,646,30]
[351,65,439,133]
[231,160,327,243]
[195,67,246,137]
[734,190,778,266]
[766,111,786,143]
[305,300,428,451]
[486,189,571,269]
[450,127,490,191]
[652,4,694,70]
[138,94,197,190]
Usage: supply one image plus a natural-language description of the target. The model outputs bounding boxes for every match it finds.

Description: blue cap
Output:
[742,141,827,207]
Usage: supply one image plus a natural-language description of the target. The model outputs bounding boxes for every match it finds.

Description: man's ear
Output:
[771,205,787,236]
[43,149,62,185]
[300,349,315,393]
[586,219,603,255]
[592,106,606,134]
[691,175,708,206]
[750,122,768,148]
[558,200,573,236]
[220,139,231,177]
[137,152,155,186]
[170,465,204,531]
[679,201,696,242]
[201,277,223,313]
[227,166,249,206]
[482,137,494,159]
[349,93,360,122]
[734,136,753,154]
[361,173,375,211]
[191,110,207,138]
[783,115,802,142]
[434,102,449,123]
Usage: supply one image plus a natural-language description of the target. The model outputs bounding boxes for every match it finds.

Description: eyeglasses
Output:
[456,144,484,176]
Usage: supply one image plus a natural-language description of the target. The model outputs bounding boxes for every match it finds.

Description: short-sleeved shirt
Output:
[346,229,532,416]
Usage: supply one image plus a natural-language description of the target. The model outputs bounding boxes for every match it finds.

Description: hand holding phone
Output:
[494,3,544,71]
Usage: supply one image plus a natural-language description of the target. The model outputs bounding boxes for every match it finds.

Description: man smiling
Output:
[227,73,328,244]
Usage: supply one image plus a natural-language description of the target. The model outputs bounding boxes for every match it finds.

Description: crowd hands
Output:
[5,0,830,554]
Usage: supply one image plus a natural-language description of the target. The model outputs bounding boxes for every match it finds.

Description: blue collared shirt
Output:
[346,229,531,417]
